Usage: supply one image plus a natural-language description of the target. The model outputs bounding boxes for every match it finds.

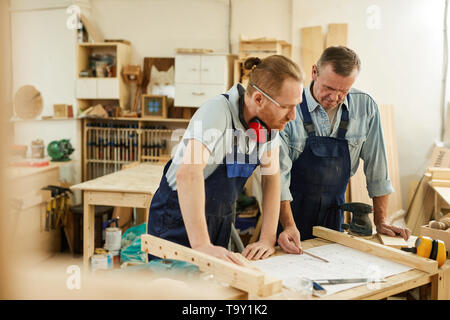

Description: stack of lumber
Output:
[405,150,450,235]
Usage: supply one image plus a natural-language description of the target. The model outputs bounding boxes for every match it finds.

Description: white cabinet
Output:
[174,54,236,107]
[76,78,120,99]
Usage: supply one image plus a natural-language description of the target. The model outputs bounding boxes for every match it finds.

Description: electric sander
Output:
[334,202,374,237]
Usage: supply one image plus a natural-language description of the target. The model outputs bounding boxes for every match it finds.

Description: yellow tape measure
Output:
[403,236,447,267]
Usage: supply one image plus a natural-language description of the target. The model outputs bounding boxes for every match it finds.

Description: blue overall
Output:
[147,93,259,250]
[288,91,351,241]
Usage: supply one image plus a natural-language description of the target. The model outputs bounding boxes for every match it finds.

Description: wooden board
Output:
[428,167,450,180]
[312,226,438,274]
[300,26,324,85]
[377,233,408,249]
[443,102,450,143]
[141,234,282,297]
[406,174,435,235]
[326,23,348,48]
[80,14,104,43]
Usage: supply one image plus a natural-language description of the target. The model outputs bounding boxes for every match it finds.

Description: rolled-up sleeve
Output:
[279,127,294,202]
[360,101,394,198]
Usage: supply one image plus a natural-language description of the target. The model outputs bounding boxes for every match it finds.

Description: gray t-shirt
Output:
[165,83,279,190]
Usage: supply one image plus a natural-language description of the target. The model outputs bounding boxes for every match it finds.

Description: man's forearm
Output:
[280,200,296,228]
[177,166,210,248]
[373,194,390,225]
[259,172,280,244]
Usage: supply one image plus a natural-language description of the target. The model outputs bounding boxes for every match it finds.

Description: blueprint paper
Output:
[251,243,413,296]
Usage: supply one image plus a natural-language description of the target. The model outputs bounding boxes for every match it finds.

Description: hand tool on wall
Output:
[401,235,447,267]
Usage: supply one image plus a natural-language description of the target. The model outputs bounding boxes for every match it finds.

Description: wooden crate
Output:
[420,213,450,249]
[141,94,168,119]
[53,104,73,118]
[239,39,292,60]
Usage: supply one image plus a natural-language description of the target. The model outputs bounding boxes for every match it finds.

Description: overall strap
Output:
[336,94,351,139]
[300,91,316,137]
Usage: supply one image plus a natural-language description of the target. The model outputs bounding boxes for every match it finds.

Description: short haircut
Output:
[316,46,361,77]
[244,55,304,97]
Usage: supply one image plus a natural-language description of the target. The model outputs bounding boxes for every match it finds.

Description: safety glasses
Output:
[250,83,295,110]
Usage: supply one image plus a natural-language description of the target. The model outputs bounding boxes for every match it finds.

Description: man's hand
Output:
[277,225,303,254]
[242,239,275,260]
[376,222,411,241]
[193,243,244,266]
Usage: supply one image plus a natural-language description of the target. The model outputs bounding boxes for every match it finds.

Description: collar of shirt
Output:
[225,83,247,131]
[304,81,350,113]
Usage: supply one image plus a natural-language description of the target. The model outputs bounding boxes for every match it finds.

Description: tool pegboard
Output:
[83,118,188,181]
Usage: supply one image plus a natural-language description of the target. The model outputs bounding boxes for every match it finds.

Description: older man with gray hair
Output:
[277,46,410,254]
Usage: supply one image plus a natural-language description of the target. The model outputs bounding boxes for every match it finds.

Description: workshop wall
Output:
[8,0,448,211]
[90,0,292,62]
[292,0,445,210]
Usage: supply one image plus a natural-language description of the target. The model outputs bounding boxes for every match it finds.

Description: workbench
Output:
[268,237,450,300]
[71,162,165,267]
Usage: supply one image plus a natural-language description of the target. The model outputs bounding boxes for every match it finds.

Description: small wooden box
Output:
[141,94,167,119]
[53,104,73,118]
[239,39,292,60]
[420,214,450,249]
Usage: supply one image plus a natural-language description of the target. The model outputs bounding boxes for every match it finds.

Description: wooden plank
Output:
[378,105,402,216]
[377,233,408,248]
[325,269,431,300]
[406,174,435,235]
[443,102,450,143]
[326,23,348,48]
[301,26,324,85]
[312,226,438,274]
[86,191,152,208]
[430,179,450,188]
[80,14,104,43]
[428,167,450,180]
[141,234,282,297]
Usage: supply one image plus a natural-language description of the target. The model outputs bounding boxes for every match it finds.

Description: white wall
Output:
[9,0,447,210]
[11,7,77,116]
[10,2,82,201]
[91,0,230,63]
[90,0,292,61]
[292,0,445,209]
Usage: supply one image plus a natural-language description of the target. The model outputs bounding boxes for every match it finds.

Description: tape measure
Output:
[402,236,447,267]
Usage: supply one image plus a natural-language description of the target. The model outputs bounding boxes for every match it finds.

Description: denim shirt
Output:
[280,83,394,202]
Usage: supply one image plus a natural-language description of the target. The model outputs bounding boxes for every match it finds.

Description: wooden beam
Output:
[141,234,282,297]
[326,23,348,48]
[428,167,450,180]
[86,191,152,208]
[312,227,438,274]
[430,179,450,188]
[300,26,323,85]
[377,233,408,249]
